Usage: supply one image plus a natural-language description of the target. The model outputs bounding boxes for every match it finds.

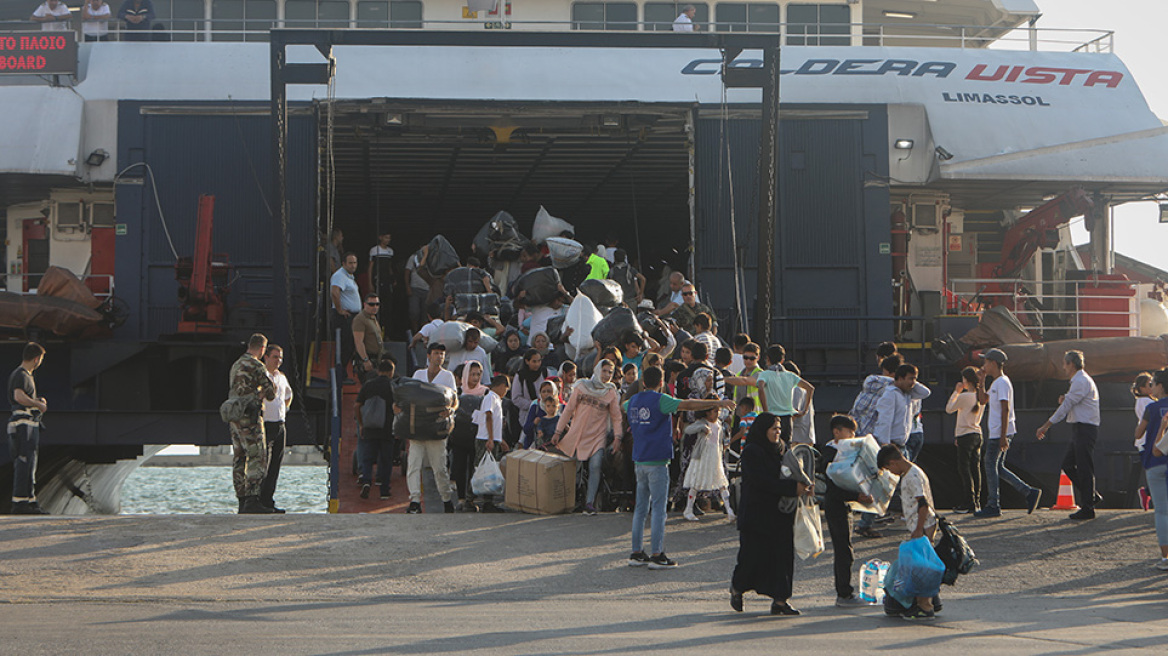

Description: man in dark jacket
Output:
[356,358,397,500]
[821,415,876,607]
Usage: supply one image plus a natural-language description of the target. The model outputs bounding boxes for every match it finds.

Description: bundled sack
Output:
[444,267,491,297]
[564,294,603,360]
[455,293,500,317]
[591,307,644,349]
[424,235,460,277]
[889,536,946,599]
[578,278,623,309]
[497,296,515,327]
[219,396,260,423]
[392,378,459,440]
[546,237,584,269]
[473,211,528,261]
[934,516,978,585]
[558,257,592,294]
[825,435,899,515]
[638,311,669,345]
[545,314,566,345]
[429,321,475,352]
[514,267,563,307]
[532,206,575,245]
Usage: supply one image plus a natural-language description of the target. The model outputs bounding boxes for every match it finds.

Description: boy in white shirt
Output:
[878,444,939,620]
[473,375,511,512]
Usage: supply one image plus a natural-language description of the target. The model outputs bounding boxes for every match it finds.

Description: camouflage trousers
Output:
[230,416,268,499]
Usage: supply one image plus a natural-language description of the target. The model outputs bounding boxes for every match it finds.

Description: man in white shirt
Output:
[32,0,72,31]
[446,327,491,375]
[330,253,361,383]
[82,0,112,41]
[974,349,1041,518]
[413,343,457,391]
[368,232,394,326]
[260,344,294,513]
[404,247,433,331]
[673,5,697,32]
[1037,350,1101,519]
[872,364,930,448]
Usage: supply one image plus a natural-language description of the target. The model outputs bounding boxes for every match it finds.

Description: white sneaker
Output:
[1155,558,1168,571]
[683,510,699,522]
[726,513,737,522]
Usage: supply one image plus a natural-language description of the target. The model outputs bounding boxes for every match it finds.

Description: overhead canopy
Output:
[0,86,82,177]
[14,40,1168,209]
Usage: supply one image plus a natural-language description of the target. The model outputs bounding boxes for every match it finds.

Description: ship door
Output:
[22,219,48,292]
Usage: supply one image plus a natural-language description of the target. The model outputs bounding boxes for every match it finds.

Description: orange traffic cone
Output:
[1050,471,1079,511]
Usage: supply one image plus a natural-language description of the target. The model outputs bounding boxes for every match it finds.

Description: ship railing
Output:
[947,277,1140,340]
[2,273,115,301]
[0,18,1114,53]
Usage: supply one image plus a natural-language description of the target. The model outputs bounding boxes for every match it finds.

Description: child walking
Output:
[682,403,734,522]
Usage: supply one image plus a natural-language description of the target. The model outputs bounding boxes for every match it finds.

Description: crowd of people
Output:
[7,220,1166,621]
[308,219,1168,619]
[29,1,162,41]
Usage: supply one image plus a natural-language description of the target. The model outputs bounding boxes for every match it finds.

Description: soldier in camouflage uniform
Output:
[229,333,277,514]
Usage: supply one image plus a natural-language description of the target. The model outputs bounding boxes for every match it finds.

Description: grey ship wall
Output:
[694,105,894,375]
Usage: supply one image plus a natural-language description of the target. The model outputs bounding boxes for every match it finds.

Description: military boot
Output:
[239,496,276,514]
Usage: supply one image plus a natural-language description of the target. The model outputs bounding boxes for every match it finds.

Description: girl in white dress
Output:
[683,405,734,522]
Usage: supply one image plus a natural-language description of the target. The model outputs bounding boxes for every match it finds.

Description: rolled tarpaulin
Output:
[997,335,1168,382]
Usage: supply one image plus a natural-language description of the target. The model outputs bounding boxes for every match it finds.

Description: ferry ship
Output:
[1,0,1166,513]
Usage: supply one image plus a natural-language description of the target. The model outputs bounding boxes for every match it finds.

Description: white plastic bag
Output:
[794,498,824,560]
[563,294,603,360]
[532,206,575,245]
[471,451,505,497]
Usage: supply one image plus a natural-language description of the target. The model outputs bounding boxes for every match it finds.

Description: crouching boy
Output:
[877,444,939,620]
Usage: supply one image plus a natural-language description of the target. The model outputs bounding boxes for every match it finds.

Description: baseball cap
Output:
[982,348,1008,364]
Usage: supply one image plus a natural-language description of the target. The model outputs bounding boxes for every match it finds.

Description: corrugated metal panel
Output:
[141,114,316,267]
[779,120,862,266]
[695,118,759,270]
[126,111,317,340]
[696,110,891,356]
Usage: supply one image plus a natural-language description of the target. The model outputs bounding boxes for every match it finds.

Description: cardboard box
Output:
[504,449,576,515]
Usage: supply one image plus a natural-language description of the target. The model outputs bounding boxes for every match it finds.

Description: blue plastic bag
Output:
[891,536,946,598]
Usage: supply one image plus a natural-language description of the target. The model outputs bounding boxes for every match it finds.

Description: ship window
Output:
[152,0,207,42]
[643,2,709,31]
[211,0,276,42]
[714,3,780,33]
[571,3,638,31]
[286,0,351,28]
[786,3,850,45]
[358,1,422,28]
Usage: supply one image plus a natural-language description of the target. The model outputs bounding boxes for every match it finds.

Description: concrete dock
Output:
[0,510,1165,654]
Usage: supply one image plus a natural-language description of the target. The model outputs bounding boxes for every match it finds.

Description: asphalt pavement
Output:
[0,510,1165,654]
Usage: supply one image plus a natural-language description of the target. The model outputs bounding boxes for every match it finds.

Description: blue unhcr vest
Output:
[628,391,673,463]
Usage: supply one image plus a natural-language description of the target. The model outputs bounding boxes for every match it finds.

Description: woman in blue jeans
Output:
[1134,368,1168,571]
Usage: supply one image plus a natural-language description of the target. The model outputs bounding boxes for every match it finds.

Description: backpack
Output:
[361,395,388,430]
[933,516,978,585]
[219,396,259,423]
[608,263,638,300]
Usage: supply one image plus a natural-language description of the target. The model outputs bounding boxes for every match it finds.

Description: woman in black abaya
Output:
[729,412,808,615]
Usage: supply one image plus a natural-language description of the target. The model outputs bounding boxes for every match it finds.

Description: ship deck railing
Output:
[0,18,1114,53]
[947,277,1141,341]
